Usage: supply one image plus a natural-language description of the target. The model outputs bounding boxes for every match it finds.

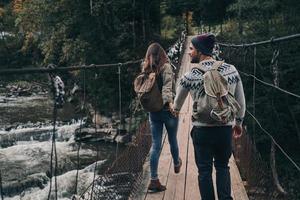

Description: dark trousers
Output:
[191,126,233,200]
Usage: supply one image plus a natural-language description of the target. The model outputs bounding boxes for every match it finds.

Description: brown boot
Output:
[174,158,182,174]
[148,179,166,192]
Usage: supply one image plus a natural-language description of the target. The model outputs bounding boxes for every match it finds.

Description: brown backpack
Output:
[134,72,163,112]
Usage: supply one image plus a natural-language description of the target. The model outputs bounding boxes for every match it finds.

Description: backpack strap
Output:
[211,60,224,71]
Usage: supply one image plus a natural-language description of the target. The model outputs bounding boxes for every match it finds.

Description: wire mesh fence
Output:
[78,121,152,200]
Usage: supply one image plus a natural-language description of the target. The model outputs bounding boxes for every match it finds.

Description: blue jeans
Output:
[149,109,179,180]
[191,126,233,200]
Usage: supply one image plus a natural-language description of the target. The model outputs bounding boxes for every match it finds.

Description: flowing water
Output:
[0,94,121,199]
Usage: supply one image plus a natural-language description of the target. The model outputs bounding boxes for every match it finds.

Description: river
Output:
[0,94,121,199]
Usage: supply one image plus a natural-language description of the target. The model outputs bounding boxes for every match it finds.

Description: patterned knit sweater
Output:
[173,58,246,127]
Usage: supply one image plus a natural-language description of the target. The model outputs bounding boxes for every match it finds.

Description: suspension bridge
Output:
[0,32,299,200]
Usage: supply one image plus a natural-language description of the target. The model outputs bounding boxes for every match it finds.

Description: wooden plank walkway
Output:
[139,37,249,200]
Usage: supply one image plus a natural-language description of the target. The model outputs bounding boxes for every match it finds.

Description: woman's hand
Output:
[169,102,179,117]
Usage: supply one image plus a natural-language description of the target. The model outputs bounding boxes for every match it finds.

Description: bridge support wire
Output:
[116,64,122,160]
[74,67,88,195]
[90,72,100,200]
[252,46,256,138]
[246,110,300,172]
[0,170,3,200]
[47,88,58,200]
[270,49,287,195]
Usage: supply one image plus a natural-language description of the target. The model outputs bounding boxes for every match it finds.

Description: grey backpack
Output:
[192,61,241,124]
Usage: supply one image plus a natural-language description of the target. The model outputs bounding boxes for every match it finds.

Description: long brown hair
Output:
[143,43,169,74]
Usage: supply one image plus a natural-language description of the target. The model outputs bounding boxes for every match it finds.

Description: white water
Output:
[0,95,49,108]
[0,94,118,199]
[5,160,107,200]
[0,120,83,144]
[0,119,114,199]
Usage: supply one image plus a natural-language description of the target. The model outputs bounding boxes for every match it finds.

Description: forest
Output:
[0,0,300,199]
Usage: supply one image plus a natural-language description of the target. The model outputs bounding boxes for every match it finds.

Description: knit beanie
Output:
[191,33,215,56]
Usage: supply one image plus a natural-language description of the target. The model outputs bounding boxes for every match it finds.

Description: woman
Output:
[143,43,182,192]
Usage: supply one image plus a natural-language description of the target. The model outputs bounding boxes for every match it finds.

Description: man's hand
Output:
[233,125,243,139]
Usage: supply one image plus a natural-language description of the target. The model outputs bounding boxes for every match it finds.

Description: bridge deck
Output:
[137,37,249,200]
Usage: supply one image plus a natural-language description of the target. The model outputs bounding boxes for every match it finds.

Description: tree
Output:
[166,0,198,33]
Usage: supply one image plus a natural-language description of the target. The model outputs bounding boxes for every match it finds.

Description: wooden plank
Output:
[230,156,249,200]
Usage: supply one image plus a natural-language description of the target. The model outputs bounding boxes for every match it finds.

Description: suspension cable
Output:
[54,116,58,200]
[0,170,3,200]
[74,67,87,195]
[253,47,257,136]
[47,80,59,200]
[218,33,300,48]
[0,59,143,75]
[90,84,99,200]
[238,70,300,99]
[116,63,122,160]
[246,110,300,172]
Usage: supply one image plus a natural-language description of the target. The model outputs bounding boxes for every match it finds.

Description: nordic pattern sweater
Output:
[173,59,246,127]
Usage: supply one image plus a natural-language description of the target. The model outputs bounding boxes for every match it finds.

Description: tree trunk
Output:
[90,0,93,15]
[238,0,243,35]
[220,23,223,34]
[270,142,287,195]
[142,0,146,41]
[271,52,287,195]
[286,102,300,145]
[157,0,161,37]
[185,10,189,34]
[132,0,136,48]
[145,0,150,40]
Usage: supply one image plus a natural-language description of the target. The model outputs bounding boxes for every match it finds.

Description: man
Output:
[173,33,246,200]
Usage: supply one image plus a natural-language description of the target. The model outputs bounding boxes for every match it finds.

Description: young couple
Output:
[142,33,246,200]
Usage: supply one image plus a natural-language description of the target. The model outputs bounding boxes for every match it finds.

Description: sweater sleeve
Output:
[234,73,246,125]
[161,64,175,105]
[173,74,190,112]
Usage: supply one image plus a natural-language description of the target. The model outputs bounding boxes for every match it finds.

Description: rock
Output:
[75,127,115,142]
[115,133,132,143]
[0,141,98,197]
[2,173,49,196]
[18,90,32,97]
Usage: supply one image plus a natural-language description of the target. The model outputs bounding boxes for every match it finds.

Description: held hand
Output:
[168,102,174,110]
[233,125,243,139]
[171,110,179,117]
[169,102,179,117]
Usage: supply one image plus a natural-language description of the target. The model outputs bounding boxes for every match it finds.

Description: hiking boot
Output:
[174,158,182,174]
[148,179,166,192]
